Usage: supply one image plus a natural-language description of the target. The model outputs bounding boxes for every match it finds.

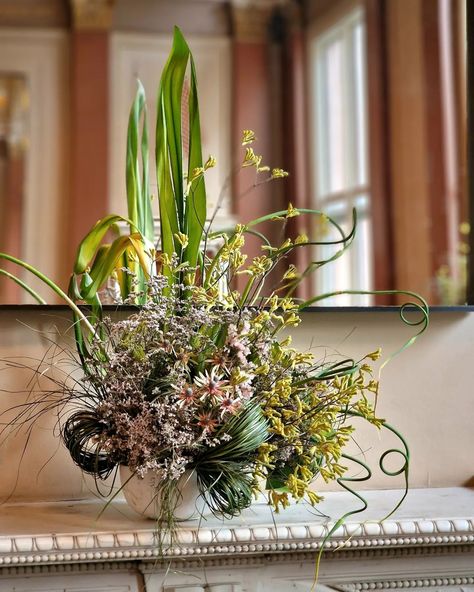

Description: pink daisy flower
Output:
[219,397,241,417]
[177,384,197,408]
[194,368,229,402]
[197,412,218,433]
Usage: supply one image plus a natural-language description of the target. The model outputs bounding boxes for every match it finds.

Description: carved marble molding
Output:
[0,488,473,572]
[0,560,137,578]
[339,578,474,591]
[0,513,473,569]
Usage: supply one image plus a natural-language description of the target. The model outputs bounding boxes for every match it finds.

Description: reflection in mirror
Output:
[0,74,29,303]
[0,0,468,307]
[305,0,467,305]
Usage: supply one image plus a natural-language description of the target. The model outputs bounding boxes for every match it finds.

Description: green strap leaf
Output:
[77,233,152,302]
[74,214,137,274]
[126,80,154,242]
[156,26,207,284]
[0,269,46,304]
[184,56,206,272]
[156,28,186,267]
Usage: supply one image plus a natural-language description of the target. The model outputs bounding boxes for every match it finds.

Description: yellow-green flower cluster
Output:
[242,306,384,512]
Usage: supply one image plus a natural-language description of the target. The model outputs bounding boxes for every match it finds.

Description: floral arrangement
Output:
[0,28,428,543]
[64,273,384,521]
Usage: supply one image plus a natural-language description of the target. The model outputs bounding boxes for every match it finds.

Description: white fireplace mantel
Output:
[0,487,474,591]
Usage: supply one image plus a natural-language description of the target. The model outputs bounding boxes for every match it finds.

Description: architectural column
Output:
[230,1,286,283]
[68,0,114,268]
[385,0,461,303]
[365,0,396,304]
[280,2,312,299]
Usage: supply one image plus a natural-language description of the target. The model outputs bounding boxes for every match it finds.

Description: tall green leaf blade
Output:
[126,81,154,297]
[156,100,179,273]
[184,57,206,272]
[126,80,154,242]
[126,85,141,229]
[156,26,194,278]
[161,27,189,227]
[140,96,154,242]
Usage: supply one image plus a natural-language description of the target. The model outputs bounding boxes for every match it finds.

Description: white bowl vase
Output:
[120,466,210,520]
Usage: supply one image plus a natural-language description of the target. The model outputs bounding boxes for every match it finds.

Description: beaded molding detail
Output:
[0,516,473,567]
[338,576,474,591]
[2,544,474,577]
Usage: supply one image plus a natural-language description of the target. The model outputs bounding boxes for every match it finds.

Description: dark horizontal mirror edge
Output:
[0,305,473,313]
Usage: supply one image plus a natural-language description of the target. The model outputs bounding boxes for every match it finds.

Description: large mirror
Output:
[0,0,469,306]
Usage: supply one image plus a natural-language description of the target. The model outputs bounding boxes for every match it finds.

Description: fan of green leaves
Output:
[193,402,268,517]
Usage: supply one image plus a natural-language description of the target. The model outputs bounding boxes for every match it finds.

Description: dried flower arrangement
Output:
[0,28,428,557]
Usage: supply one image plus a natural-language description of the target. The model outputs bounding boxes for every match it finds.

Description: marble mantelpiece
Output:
[0,487,473,591]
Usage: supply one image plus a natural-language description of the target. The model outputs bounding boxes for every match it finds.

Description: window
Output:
[309,7,372,306]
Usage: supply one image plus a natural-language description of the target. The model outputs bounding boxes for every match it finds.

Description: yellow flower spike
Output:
[295,352,313,365]
[242,129,256,146]
[230,234,245,249]
[286,203,299,218]
[254,363,270,375]
[284,312,301,327]
[204,155,217,170]
[286,474,306,498]
[242,147,259,167]
[271,168,289,179]
[280,297,298,311]
[295,397,303,416]
[231,252,247,269]
[283,265,299,280]
[257,165,271,173]
[315,213,330,237]
[269,490,290,512]
[156,252,171,266]
[267,294,279,312]
[174,232,189,248]
[191,166,204,180]
[270,417,286,437]
[229,368,251,385]
[295,233,309,244]
[320,468,332,482]
[299,466,314,481]
[367,380,379,392]
[282,409,296,420]
[248,255,272,275]
[307,490,323,506]
[366,347,382,361]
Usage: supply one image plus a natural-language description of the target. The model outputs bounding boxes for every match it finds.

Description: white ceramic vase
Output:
[120,466,210,520]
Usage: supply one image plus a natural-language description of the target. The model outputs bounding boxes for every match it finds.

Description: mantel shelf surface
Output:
[0,487,473,568]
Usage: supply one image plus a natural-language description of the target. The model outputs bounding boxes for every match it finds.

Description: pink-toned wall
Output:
[68,31,109,270]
